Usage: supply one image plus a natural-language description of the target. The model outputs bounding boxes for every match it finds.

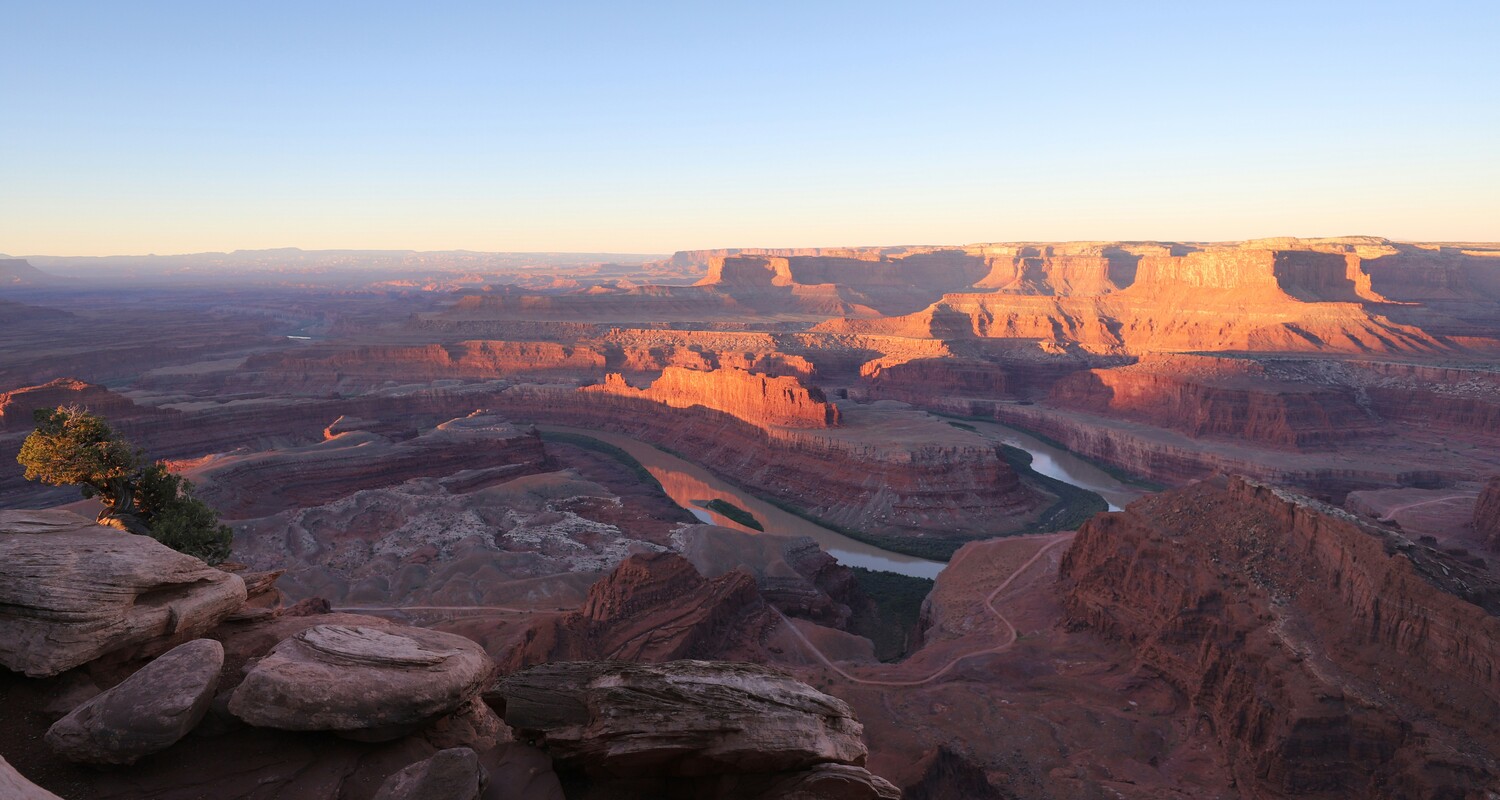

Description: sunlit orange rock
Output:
[580,366,840,428]
[1062,476,1500,797]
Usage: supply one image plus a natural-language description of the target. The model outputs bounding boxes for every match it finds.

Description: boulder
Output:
[372,747,487,800]
[492,660,868,777]
[0,755,64,800]
[228,623,493,740]
[0,510,246,677]
[45,638,223,764]
[422,697,511,751]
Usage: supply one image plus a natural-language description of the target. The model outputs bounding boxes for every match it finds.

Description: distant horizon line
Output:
[9,234,1500,261]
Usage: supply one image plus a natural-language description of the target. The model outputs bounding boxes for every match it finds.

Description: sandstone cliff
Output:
[501,552,776,671]
[580,366,840,428]
[1047,355,1384,450]
[1477,477,1500,551]
[1061,476,1500,797]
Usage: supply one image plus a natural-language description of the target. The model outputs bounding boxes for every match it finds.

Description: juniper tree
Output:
[17,406,233,564]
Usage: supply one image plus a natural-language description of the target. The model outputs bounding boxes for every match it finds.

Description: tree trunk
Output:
[96,477,152,537]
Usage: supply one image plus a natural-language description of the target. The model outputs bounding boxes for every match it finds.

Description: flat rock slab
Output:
[494,660,868,777]
[0,510,246,677]
[46,638,224,764]
[228,623,493,740]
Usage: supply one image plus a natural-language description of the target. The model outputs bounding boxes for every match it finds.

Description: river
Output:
[539,420,1146,580]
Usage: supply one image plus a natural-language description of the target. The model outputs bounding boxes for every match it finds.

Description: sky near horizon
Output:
[3,1,1498,257]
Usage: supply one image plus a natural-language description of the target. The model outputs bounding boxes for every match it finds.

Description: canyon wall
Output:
[1061,476,1500,797]
[1478,477,1500,551]
[497,386,1038,540]
[1047,356,1384,450]
[988,403,1455,497]
[580,366,840,428]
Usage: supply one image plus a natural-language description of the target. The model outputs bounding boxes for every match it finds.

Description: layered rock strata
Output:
[581,366,840,428]
[45,639,223,765]
[0,510,246,677]
[1478,476,1500,551]
[1047,355,1385,450]
[501,552,776,670]
[228,623,495,741]
[505,388,1037,538]
[1061,476,1500,797]
[189,412,549,517]
[493,660,897,798]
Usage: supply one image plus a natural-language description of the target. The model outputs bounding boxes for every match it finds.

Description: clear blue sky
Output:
[3,0,1497,255]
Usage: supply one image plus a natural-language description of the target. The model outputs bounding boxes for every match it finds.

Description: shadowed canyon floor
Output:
[2,237,1499,798]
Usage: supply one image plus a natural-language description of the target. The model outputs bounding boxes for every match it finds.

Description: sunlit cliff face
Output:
[582,367,841,429]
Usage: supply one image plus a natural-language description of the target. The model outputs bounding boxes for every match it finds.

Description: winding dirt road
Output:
[1377,494,1477,521]
[333,532,1073,688]
[778,532,1073,687]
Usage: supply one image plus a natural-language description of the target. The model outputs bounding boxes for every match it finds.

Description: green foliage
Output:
[17,406,139,497]
[16,406,234,565]
[137,463,234,564]
[998,444,1109,534]
[148,494,235,566]
[704,498,764,530]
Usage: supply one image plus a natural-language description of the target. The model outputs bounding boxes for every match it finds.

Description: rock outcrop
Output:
[372,747,487,800]
[189,412,549,517]
[1047,355,1385,450]
[1061,476,1500,797]
[1478,476,1500,551]
[497,389,1037,539]
[45,639,223,765]
[582,366,841,428]
[0,377,151,431]
[676,525,860,627]
[228,623,494,740]
[493,660,896,798]
[0,510,246,677]
[502,552,776,670]
[0,755,63,800]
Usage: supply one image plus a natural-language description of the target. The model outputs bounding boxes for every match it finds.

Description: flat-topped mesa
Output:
[1047,355,1385,450]
[581,366,840,429]
[1127,247,1375,302]
[237,340,608,391]
[1061,476,1500,797]
[1478,476,1500,551]
[0,378,147,431]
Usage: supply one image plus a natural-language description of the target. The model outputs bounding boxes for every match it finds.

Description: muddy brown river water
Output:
[540,421,1145,579]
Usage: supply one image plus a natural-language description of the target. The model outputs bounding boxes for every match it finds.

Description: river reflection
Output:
[957,419,1145,511]
[539,425,948,579]
[539,419,1146,579]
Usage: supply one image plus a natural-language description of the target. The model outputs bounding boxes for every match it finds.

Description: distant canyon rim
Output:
[1,235,1499,799]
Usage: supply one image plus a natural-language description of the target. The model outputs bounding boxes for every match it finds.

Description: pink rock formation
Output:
[1478,476,1500,551]
[1047,355,1384,450]
[1061,476,1500,797]
[501,552,776,670]
[580,366,840,428]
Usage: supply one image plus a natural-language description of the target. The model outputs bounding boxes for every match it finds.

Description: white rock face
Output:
[0,510,246,677]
